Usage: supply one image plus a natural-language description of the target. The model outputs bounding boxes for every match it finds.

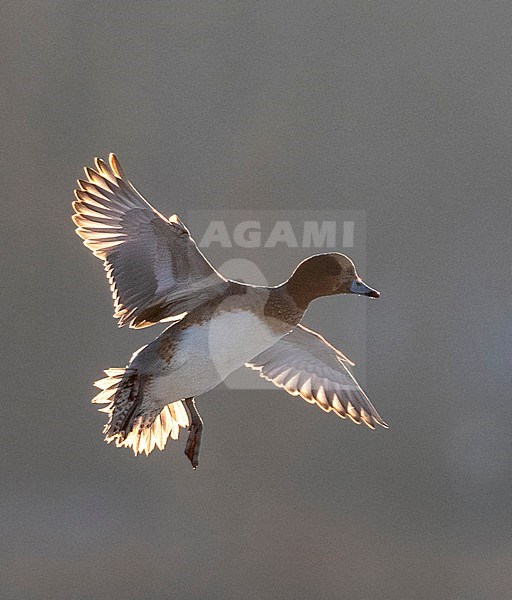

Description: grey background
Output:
[2,2,511,599]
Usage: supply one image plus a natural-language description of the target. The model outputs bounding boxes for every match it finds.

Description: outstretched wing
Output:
[72,154,227,328]
[246,324,387,429]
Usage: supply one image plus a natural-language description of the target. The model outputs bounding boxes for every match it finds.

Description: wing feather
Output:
[72,154,227,328]
[246,324,387,429]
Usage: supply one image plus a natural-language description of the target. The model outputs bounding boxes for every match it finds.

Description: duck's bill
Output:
[350,278,381,298]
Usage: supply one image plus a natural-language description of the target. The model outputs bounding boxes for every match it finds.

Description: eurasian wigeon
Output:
[72,154,386,468]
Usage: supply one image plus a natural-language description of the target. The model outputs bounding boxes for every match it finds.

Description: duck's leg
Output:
[184,397,203,469]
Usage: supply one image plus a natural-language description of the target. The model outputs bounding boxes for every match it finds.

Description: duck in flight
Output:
[72,154,386,468]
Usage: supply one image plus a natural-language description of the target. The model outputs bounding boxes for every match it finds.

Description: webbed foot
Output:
[184,398,203,469]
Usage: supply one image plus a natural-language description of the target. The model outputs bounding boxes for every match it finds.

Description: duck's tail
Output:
[92,368,189,456]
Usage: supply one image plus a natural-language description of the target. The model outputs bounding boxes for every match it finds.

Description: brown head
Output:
[285,253,380,310]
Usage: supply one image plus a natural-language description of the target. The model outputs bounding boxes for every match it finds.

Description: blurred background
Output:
[2,2,511,599]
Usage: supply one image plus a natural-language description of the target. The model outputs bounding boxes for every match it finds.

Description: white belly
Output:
[151,310,286,402]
